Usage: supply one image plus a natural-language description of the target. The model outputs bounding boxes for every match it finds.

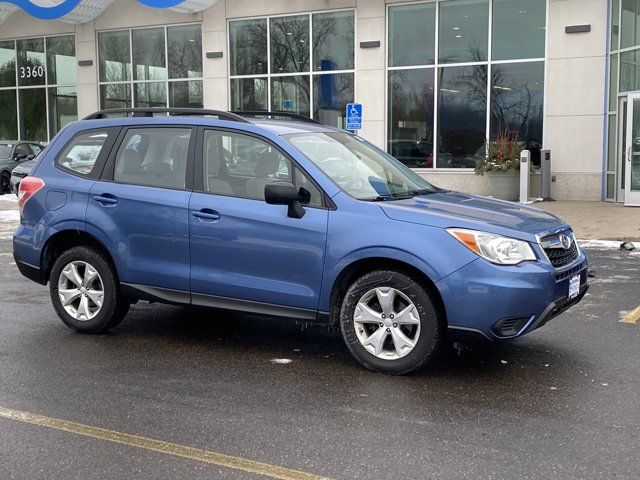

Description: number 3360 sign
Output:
[20,66,44,79]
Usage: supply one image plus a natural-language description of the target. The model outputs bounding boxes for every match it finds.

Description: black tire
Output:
[49,246,129,333]
[0,172,10,195]
[339,270,443,375]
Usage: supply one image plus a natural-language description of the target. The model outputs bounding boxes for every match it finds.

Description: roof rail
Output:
[231,110,322,125]
[83,108,252,123]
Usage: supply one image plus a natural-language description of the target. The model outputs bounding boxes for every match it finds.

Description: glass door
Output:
[618,98,627,202]
[625,93,640,206]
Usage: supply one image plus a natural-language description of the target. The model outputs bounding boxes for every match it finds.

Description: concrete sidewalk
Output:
[536,201,640,241]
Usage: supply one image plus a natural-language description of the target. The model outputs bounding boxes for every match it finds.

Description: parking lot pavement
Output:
[1,202,639,479]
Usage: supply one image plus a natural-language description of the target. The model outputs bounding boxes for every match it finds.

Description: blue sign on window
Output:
[346,103,362,131]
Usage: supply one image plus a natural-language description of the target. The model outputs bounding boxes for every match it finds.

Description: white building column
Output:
[75,22,99,118]
[544,0,608,200]
[202,1,228,110]
[355,0,386,149]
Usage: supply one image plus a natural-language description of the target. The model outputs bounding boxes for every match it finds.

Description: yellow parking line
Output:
[620,305,640,324]
[0,406,331,480]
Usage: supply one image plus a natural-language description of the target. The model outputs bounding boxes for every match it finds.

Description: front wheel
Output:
[49,246,129,333]
[340,270,443,374]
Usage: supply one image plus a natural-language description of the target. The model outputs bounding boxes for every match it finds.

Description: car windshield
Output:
[285,132,437,200]
[0,145,12,159]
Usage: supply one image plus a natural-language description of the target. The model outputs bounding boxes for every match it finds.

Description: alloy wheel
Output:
[57,261,105,321]
[353,287,421,360]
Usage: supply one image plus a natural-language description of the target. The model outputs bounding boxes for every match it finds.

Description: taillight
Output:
[18,176,45,214]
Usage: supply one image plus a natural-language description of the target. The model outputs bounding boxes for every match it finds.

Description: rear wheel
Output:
[339,270,442,374]
[0,172,10,194]
[50,246,129,333]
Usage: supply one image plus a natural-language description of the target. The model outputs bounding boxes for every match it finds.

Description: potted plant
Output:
[475,131,521,201]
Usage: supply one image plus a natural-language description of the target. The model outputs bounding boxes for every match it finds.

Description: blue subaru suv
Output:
[13,108,588,374]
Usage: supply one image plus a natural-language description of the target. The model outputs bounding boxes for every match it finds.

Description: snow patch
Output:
[0,210,19,222]
[270,358,293,365]
[0,195,18,203]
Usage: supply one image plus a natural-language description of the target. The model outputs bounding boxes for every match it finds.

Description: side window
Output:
[294,168,323,207]
[14,143,30,159]
[114,128,191,189]
[57,131,109,176]
[30,144,43,156]
[203,130,292,200]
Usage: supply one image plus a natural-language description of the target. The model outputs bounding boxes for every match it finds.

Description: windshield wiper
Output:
[409,188,440,196]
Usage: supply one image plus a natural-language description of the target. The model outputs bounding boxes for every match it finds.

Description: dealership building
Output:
[0,0,637,204]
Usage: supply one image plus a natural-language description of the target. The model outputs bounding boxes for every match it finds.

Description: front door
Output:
[625,93,640,206]
[189,128,328,315]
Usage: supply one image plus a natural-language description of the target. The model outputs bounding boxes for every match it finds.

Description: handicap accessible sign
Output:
[346,103,362,131]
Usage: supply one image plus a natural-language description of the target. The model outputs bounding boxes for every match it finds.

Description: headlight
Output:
[447,228,536,265]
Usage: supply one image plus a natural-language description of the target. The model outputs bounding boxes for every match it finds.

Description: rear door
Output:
[86,126,195,293]
[189,128,329,314]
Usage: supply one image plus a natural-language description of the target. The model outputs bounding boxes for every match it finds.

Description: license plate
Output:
[568,274,580,300]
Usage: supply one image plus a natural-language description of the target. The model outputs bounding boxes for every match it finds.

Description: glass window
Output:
[57,130,110,176]
[134,82,166,108]
[313,73,354,128]
[14,143,30,159]
[48,87,78,138]
[492,0,546,61]
[168,24,202,79]
[169,80,203,108]
[312,11,354,71]
[607,115,617,172]
[0,40,16,87]
[389,4,436,67]
[202,130,292,200]
[490,62,544,152]
[132,28,166,81]
[19,89,47,142]
[620,49,640,92]
[271,75,310,117]
[287,132,436,200]
[98,30,131,82]
[100,83,131,110]
[437,65,487,168]
[294,168,323,207]
[0,90,17,139]
[46,35,76,85]
[439,0,489,64]
[388,69,435,168]
[30,144,43,156]
[621,0,640,49]
[114,128,191,189]
[270,15,309,73]
[612,0,621,50]
[610,54,619,112]
[17,38,46,86]
[229,19,267,76]
[230,78,268,111]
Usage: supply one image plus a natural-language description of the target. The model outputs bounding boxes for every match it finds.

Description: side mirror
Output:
[27,154,35,160]
[264,181,306,219]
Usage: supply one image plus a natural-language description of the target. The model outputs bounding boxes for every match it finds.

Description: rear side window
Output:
[113,128,192,189]
[57,131,110,176]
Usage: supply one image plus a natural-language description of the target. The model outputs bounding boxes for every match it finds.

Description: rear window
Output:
[57,131,110,176]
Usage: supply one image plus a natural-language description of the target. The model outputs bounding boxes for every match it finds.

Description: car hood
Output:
[379,191,569,241]
[11,159,35,174]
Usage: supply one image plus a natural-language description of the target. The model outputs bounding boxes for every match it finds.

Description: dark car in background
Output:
[1,141,45,194]
[10,159,37,195]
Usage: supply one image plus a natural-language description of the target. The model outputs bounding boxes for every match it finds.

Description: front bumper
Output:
[437,250,589,341]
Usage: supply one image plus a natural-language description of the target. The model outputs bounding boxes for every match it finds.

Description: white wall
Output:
[544,0,608,200]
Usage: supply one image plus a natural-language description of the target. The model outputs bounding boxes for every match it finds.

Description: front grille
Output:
[544,241,578,268]
[540,230,579,268]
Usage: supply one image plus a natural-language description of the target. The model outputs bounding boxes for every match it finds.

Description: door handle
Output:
[93,194,118,205]
[192,209,220,221]
[628,145,632,162]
